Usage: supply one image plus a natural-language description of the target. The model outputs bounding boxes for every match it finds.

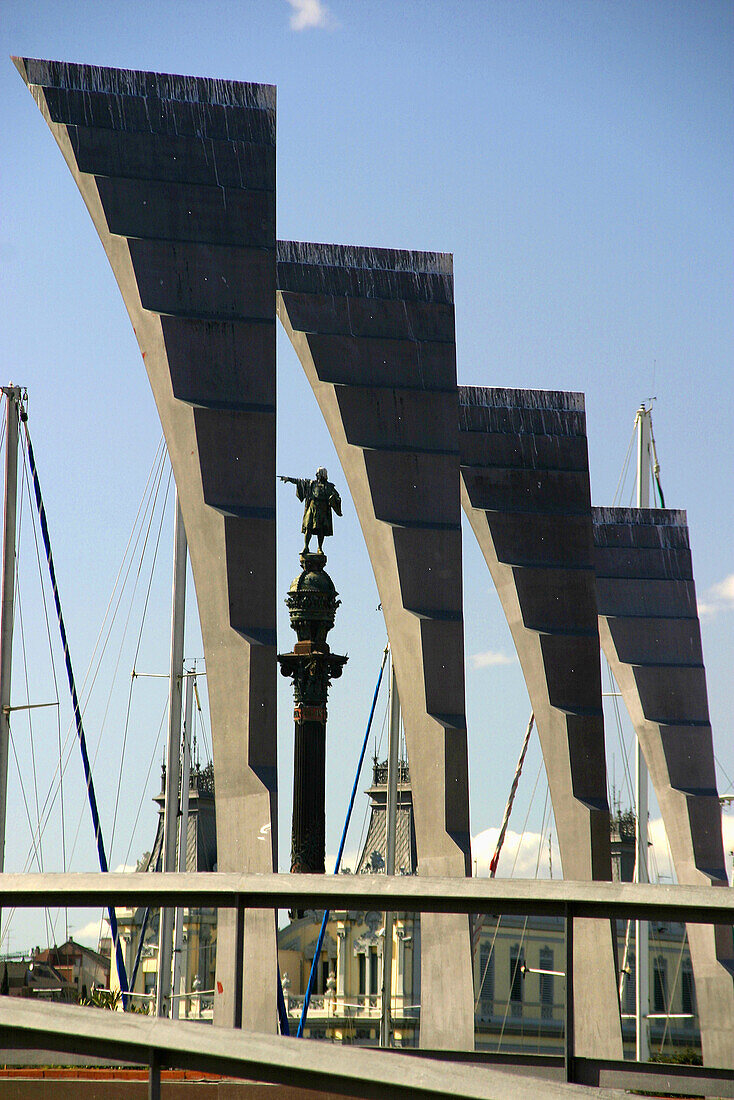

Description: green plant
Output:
[80,987,121,1010]
[650,1046,703,1066]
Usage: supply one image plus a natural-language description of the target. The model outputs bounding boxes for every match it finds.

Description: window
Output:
[539,946,554,1020]
[681,961,695,1018]
[322,959,330,993]
[369,948,378,997]
[510,944,524,1017]
[478,944,494,1018]
[358,953,366,996]
[653,956,667,1015]
[624,954,636,1016]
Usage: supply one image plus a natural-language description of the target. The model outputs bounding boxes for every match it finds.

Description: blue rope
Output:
[296,644,389,1038]
[21,412,130,1005]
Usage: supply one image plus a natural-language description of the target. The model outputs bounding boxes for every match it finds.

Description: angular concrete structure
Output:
[592,507,734,1068]
[458,386,623,1059]
[277,241,474,1050]
[14,57,279,1031]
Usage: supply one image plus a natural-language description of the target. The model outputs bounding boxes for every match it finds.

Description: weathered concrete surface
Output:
[14,57,278,1031]
[593,506,734,1068]
[458,387,623,1061]
[0,998,633,1100]
[277,241,473,1050]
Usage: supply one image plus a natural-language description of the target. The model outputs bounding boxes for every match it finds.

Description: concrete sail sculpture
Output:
[458,386,623,1059]
[593,507,734,1068]
[277,241,474,1050]
[14,57,279,1031]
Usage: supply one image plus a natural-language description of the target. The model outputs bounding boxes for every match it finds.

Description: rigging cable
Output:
[122,696,169,874]
[0,408,58,950]
[128,845,163,995]
[612,424,636,507]
[11,438,168,882]
[351,695,389,873]
[57,451,170,870]
[192,672,213,767]
[109,465,172,863]
[19,405,130,1003]
[19,423,67,940]
[474,753,545,1019]
[472,712,534,959]
[1,439,170,951]
[495,784,550,1052]
[297,642,390,1038]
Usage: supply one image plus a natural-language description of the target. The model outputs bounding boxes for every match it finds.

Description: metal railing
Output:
[1,871,733,1099]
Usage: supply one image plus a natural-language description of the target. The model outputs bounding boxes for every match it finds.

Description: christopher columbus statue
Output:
[279,468,342,553]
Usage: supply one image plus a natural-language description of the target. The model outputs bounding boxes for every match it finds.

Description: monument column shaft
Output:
[278,548,347,879]
[291,716,326,875]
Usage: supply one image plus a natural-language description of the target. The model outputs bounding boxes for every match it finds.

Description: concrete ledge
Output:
[0,1000,628,1100]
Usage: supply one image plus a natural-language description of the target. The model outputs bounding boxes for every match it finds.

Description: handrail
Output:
[0,871,733,1097]
[0,871,732,922]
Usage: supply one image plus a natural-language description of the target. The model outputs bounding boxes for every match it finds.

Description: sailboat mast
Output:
[0,387,21,917]
[171,668,194,1020]
[156,493,187,1017]
[634,403,651,1063]
[380,652,400,1047]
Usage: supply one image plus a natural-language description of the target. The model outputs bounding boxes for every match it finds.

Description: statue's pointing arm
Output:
[294,478,310,503]
[279,475,309,502]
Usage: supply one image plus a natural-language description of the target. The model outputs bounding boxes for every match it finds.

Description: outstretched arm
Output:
[279,476,297,484]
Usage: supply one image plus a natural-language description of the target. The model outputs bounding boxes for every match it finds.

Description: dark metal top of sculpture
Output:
[279,468,342,553]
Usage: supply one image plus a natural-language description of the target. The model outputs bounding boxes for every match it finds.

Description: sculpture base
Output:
[300,550,327,571]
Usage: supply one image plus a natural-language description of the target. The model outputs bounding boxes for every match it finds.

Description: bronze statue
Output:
[279,467,342,553]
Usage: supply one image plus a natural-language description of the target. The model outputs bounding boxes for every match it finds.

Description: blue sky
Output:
[1,1,732,950]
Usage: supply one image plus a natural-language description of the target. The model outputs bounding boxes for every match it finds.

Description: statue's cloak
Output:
[295,478,342,537]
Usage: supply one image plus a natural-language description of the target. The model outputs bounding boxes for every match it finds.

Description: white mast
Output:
[634,403,651,1062]
[0,386,21,933]
[171,668,194,1020]
[156,493,187,1017]
[380,651,400,1047]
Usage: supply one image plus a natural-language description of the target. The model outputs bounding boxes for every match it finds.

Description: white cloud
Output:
[472,814,734,885]
[471,827,560,879]
[698,572,734,620]
[72,916,109,949]
[470,649,517,669]
[711,573,734,605]
[287,0,333,31]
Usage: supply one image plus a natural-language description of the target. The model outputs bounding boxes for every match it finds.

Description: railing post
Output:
[148,1048,161,1100]
[234,895,245,1029]
[565,904,575,1083]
